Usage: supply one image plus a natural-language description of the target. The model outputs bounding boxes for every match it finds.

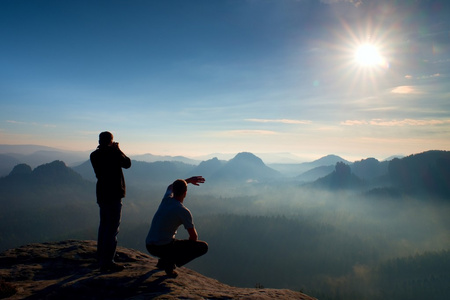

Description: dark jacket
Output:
[90,145,131,203]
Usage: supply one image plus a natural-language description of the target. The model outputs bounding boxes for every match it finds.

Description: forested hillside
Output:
[389,151,450,199]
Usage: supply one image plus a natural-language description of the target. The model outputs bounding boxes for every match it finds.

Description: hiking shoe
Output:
[164,263,177,278]
[165,269,178,278]
[100,262,125,273]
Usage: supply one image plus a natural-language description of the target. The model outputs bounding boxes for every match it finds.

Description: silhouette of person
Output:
[90,131,131,272]
[146,176,208,278]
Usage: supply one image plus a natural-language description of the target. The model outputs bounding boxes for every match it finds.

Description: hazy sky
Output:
[1,0,449,161]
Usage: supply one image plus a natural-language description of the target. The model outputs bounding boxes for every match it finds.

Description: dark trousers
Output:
[97,200,122,266]
[146,239,208,268]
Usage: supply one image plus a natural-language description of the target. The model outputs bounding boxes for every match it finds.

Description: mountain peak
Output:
[9,163,32,176]
[230,152,265,165]
[205,152,281,183]
[0,240,316,300]
[32,160,84,184]
[312,154,349,165]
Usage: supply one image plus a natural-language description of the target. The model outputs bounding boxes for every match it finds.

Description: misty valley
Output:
[1,150,449,300]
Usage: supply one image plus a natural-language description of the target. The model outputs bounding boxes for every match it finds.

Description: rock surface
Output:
[0,240,316,299]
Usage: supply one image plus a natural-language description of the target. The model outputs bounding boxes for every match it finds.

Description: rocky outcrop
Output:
[0,240,316,299]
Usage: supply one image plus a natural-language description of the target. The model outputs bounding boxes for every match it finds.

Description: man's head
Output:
[172,179,188,199]
[99,131,113,146]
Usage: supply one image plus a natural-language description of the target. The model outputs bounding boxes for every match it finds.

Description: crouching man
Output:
[145,176,208,278]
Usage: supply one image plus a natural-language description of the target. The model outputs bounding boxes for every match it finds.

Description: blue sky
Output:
[1,0,449,161]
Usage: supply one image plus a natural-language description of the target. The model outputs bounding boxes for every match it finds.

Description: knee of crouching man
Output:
[201,241,208,255]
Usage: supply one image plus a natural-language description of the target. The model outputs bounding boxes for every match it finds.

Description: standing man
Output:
[90,131,131,272]
[146,176,208,278]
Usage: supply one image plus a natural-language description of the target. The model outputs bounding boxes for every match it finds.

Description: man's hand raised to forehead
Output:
[185,176,206,186]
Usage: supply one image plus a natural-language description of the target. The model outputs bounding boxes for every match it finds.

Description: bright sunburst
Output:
[354,44,384,67]
[324,17,394,94]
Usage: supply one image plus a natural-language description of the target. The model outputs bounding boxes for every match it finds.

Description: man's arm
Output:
[112,142,131,169]
[121,153,131,169]
[187,227,198,241]
[164,184,174,198]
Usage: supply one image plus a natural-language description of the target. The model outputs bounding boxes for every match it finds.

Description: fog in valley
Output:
[1,150,449,300]
[121,183,450,297]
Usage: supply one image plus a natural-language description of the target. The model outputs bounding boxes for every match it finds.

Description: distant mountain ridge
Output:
[0,145,90,170]
[3,150,449,198]
[131,153,201,164]
[0,144,59,155]
[73,152,282,186]
[389,150,450,198]
[5,160,87,188]
[0,161,97,251]
[2,145,449,197]
[0,154,21,178]
[352,157,389,181]
[1,160,93,209]
[0,145,307,171]
[0,144,362,178]
[207,152,281,183]
[268,154,350,177]
[190,157,226,179]
[312,162,365,190]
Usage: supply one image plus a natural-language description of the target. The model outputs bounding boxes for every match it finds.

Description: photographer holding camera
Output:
[90,131,131,272]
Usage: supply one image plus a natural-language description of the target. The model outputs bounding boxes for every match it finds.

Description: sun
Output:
[354,44,385,67]
[325,16,396,92]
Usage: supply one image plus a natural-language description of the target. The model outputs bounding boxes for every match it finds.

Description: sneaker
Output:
[164,264,178,278]
[100,262,125,273]
[165,269,178,278]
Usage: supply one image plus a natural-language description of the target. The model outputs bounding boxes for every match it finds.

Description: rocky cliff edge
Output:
[0,240,316,299]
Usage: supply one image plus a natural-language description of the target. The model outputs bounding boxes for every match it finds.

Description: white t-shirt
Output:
[145,186,194,246]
